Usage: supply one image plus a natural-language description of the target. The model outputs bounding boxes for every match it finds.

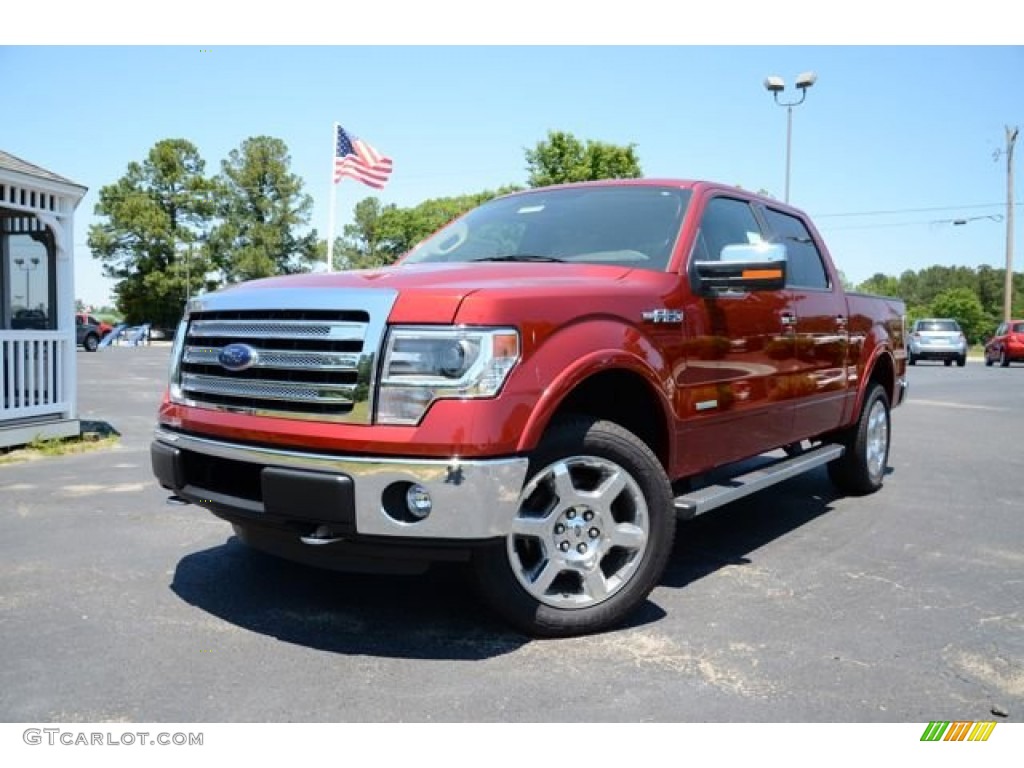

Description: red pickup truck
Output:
[152,180,907,636]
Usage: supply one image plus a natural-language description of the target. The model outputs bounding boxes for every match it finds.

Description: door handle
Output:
[780,312,797,327]
[835,315,847,329]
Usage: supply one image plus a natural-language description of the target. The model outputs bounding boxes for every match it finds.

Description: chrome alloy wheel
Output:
[865,398,889,483]
[506,455,649,609]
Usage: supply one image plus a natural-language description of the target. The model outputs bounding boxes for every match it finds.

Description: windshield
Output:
[402,185,691,272]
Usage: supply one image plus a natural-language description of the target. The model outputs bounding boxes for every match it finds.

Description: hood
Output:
[209,261,637,324]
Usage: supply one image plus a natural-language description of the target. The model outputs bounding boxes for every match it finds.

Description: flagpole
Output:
[326,122,339,273]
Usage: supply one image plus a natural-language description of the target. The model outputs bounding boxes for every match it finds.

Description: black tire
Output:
[83,333,99,352]
[943,359,953,367]
[827,383,891,496]
[473,416,675,638]
[908,353,916,366]
[1000,349,1010,368]
[985,353,994,367]
[956,355,966,367]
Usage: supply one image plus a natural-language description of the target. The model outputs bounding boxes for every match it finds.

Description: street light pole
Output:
[764,72,818,203]
[13,256,40,310]
[1003,125,1018,323]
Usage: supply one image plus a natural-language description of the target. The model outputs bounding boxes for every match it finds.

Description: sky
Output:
[2,22,1021,309]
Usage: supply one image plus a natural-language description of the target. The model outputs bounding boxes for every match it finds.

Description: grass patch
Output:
[0,421,120,465]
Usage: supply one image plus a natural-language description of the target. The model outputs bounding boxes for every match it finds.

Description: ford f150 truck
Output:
[152,180,907,637]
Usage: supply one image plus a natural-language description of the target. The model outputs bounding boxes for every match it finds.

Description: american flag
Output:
[333,125,393,189]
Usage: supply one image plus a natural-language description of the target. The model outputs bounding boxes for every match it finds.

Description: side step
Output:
[674,443,844,518]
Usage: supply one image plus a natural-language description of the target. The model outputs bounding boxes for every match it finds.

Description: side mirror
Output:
[694,242,787,293]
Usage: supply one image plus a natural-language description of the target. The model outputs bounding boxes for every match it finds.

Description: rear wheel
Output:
[828,383,890,496]
[473,417,675,637]
[1001,348,1010,367]
[944,359,953,367]
[908,353,916,366]
[956,355,966,367]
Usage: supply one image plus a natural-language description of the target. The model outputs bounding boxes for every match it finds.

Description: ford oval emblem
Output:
[218,343,259,372]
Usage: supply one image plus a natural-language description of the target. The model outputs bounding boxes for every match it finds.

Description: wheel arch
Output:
[857,348,896,414]
[516,355,674,471]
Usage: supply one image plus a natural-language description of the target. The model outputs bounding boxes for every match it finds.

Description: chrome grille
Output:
[175,297,394,423]
[188,319,365,341]
[183,347,360,371]
[181,373,357,404]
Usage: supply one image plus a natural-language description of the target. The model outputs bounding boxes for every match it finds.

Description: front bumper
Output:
[151,428,528,541]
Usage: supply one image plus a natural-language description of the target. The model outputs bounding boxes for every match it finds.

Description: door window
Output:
[763,208,829,290]
[690,197,763,263]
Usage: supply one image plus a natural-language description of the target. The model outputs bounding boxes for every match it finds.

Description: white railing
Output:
[1,332,69,420]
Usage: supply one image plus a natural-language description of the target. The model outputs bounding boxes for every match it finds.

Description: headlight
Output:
[167,317,189,401]
[376,326,520,425]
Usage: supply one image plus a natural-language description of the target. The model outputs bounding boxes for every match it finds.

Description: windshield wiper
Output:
[472,254,565,263]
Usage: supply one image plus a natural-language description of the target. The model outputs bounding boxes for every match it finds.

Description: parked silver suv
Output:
[907,318,967,367]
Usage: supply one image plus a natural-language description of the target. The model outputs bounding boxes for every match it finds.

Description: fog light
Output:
[406,484,433,519]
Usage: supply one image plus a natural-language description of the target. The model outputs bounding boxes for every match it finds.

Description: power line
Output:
[811,202,1019,218]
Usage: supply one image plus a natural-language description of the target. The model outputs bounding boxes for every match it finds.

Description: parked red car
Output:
[984,320,1024,367]
[76,312,113,338]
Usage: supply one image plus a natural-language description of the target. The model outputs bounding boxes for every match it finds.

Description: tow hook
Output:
[299,525,346,546]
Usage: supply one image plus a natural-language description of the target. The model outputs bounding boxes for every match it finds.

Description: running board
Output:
[674,443,844,518]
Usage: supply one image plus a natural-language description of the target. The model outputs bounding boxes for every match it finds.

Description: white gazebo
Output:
[1,150,88,448]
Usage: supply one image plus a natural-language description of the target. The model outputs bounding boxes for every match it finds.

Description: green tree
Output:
[208,136,319,282]
[929,287,987,343]
[334,197,400,269]
[88,139,216,327]
[856,273,900,297]
[525,131,642,187]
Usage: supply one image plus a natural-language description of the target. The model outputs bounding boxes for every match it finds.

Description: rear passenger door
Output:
[760,206,850,439]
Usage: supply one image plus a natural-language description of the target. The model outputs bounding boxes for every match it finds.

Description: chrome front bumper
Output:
[152,428,529,540]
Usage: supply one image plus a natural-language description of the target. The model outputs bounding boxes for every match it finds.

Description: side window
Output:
[691,197,763,263]
[763,208,830,290]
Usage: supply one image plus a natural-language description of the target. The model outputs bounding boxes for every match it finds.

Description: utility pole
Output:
[1004,126,1018,323]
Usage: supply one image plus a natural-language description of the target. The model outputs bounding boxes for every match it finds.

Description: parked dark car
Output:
[984,320,1024,367]
[11,308,49,330]
[75,315,101,352]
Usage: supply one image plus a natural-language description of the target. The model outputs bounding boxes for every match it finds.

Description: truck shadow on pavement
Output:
[170,534,667,659]
[170,539,530,660]
[169,466,853,658]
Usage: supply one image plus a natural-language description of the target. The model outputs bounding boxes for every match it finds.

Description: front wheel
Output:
[473,417,675,637]
[827,383,891,496]
[83,333,99,352]
[1000,349,1010,367]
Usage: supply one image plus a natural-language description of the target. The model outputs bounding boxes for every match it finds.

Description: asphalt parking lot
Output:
[1,346,1022,722]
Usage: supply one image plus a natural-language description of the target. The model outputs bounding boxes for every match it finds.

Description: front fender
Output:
[511,319,676,459]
